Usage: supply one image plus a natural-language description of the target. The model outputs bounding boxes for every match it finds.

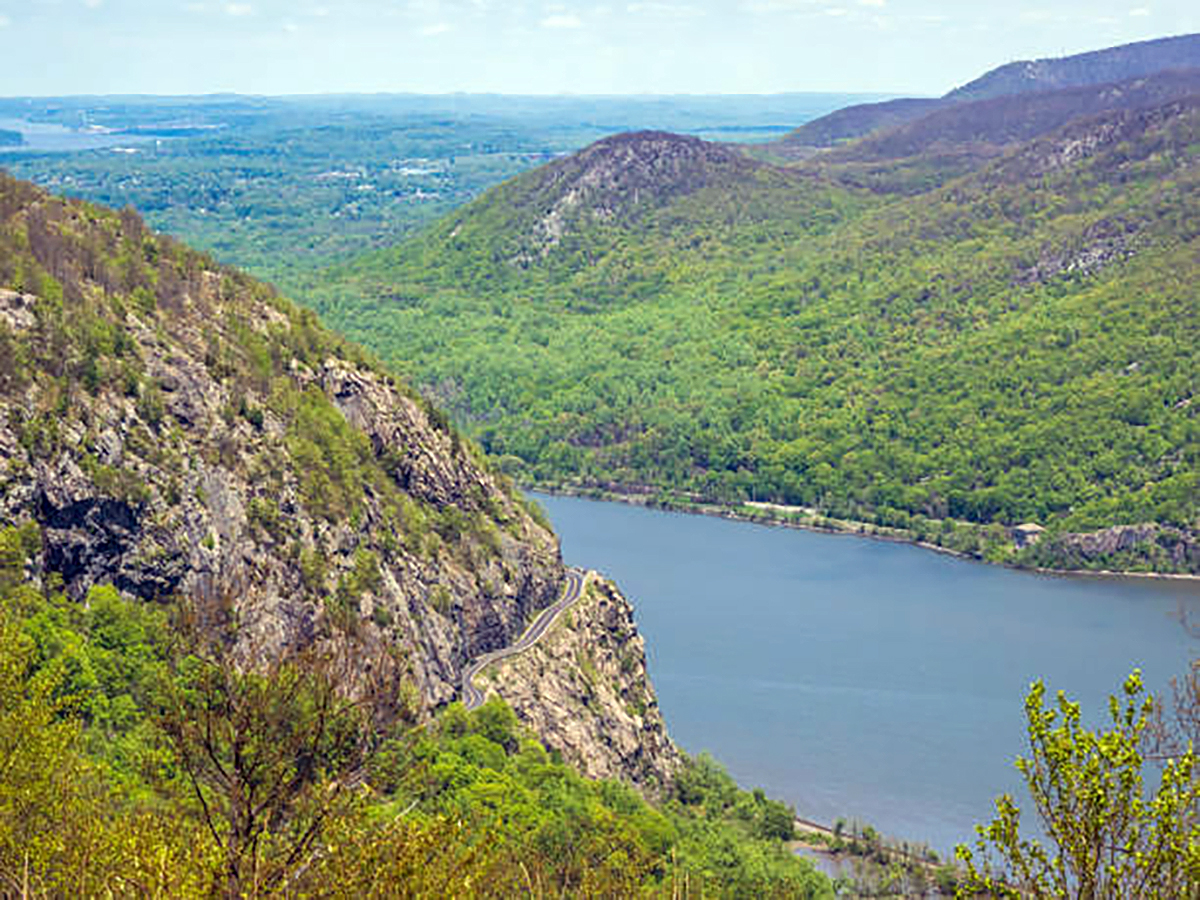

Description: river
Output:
[530,492,1200,856]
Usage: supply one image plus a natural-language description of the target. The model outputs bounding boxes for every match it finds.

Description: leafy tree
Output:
[0,585,212,897]
[957,671,1200,898]
[156,644,370,897]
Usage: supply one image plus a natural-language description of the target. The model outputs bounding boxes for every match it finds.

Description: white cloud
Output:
[741,0,825,13]
[858,0,885,6]
[541,13,582,27]
[626,1,703,16]
[420,21,452,35]
[1129,6,1150,16]
[0,14,9,26]
[225,2,253,16]
[824,6,848,15]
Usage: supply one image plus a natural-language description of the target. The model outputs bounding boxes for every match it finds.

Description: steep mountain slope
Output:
[772,32,1200,158]
[478,572,679,789]
[311,97,1200,574]
[0,172,678,784]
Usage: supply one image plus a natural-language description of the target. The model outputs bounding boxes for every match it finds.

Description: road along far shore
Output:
[526,484,1200,583]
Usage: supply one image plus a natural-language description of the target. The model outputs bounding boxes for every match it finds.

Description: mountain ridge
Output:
[800,67,1200,193]
[948,32,1200,101]
[771,31,1200,158]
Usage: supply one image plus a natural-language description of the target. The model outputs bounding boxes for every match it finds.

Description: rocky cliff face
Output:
[1019,523,1200,575]
[0,173,679,786]
[475,573,681,792]
[0,276,559,712]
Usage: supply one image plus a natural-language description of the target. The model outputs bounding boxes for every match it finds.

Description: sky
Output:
[1,0,1197,97]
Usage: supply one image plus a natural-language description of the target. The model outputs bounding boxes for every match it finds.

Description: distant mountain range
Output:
[771,32,1200,159]
[947,32,1200,101]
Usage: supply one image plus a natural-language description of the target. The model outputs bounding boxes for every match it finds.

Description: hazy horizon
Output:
[0,88,899,100]
[0,1,1197,97]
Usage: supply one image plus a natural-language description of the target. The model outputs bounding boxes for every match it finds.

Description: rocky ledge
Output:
[477,573,681,792]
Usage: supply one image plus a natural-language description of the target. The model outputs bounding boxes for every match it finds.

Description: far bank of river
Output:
[530,491,1200,856]
[529,482,1198,581]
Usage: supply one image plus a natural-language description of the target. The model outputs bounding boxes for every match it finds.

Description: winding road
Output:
[461,568,586,711]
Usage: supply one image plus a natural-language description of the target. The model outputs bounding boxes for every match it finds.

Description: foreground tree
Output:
[157,646,370,897]
[957,671,1200,898]
[0,591,212,896]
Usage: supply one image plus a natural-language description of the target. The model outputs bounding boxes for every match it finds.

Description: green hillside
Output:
[308,99,1200,574]
[0,172,833,896]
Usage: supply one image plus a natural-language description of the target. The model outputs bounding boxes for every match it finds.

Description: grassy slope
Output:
[306,102,1200,572]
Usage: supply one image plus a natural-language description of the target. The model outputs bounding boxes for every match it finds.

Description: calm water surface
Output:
[531,493,1200,855]
[0,117,160,153]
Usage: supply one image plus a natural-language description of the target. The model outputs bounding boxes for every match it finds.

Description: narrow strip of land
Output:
[792,816,944,872]
[461,568,586,711]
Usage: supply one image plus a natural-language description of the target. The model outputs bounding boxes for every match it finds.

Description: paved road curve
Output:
[461,568,586,711]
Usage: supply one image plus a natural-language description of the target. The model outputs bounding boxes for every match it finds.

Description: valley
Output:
[310,101,1200,576]
[1,24,1199,897]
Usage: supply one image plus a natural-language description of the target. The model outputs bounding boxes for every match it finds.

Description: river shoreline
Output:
[525,482,1200,583]
[535,489,1200,858]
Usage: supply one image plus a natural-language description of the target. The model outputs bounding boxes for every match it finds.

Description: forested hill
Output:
[388,130,862,302]
[0,173,836,895]
[311,91,1200,575]
[802,67,1200,193]
[771,31,1200,157]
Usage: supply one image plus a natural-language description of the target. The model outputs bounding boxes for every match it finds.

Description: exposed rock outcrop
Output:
[1020,523,1200,574]
[458,130,801,263]
[0,175,567,715]
[477,573,681,791]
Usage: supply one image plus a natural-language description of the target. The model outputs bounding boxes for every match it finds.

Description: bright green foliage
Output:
[0,536,216,897]
[1,531,171,785]
[362,701,830,898]
[0,590,82,885]
[957,672,1200,898]
[158,648,371,896]
[309,101,1200,572]
[0,530,830,897]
